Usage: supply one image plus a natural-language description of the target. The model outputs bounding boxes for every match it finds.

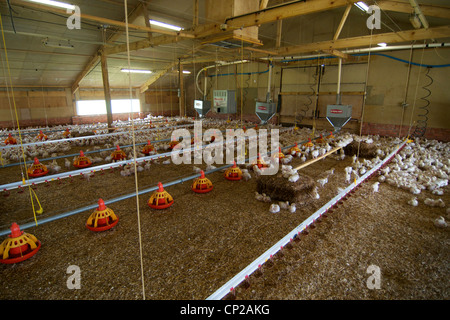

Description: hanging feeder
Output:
[73,150,92,168]
[37,130,47,141]
[0,223,41,264]
[224,161,242,181]
[316,134,326,144]
[169,140,179,150]
[142,140,155,155]
[252,153,269,169]
[148,182,174,209]
[110,145,127,161]
[272,147,285,160]
[303,138,314,148]
[4,133,17,145]
[288,143,302,155]
[192,170,213,193]
[86,199,119,232]
[27,157,49,178]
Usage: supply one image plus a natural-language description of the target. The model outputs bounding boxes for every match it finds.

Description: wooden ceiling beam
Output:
[276,25,450,56]
[194,0,357,39]
[376,0,450,20]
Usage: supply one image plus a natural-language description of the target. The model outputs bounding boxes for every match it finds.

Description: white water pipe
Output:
[267,42,450,61]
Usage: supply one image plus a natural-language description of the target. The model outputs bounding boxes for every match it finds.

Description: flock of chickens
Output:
[1,118,448,228]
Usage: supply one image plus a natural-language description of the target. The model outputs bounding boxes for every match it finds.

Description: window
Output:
[76,99,140,115]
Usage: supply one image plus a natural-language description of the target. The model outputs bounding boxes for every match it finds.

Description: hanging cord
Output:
[357,27,374,159]
[123,0,146,300]
[41,79,48,128]
[399,42,415,137]
[0,13,41,225]
[406,40,427,139]
[311,57,321,137]
[0,39,16,129]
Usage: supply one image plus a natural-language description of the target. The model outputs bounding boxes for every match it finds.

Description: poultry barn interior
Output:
[0,0,449,305]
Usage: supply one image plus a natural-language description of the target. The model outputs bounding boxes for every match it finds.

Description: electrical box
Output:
[213,90,236,114]
[194,100,211,118]
[255,101,277,124]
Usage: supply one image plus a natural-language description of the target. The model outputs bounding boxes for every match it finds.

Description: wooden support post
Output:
[276,20,282,48]
[193,0,199,28]
[178,60,185,117]
[100,53,113,128]
[333,4,352,41]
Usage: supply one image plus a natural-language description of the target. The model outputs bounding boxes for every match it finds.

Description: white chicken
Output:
[408,197,419,206]
[434,216,447,228]
[372,182,380,193]
[269,203,280,213]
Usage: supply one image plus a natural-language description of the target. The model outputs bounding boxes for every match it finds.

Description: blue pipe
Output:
[281,53,450,68]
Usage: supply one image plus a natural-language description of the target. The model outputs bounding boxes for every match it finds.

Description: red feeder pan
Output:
[192,170,213,193]
[272,147,285,160]
[253,153,269,169]
[317,134,326,144]
[142,140,155,155]
[110,145,127,161]
[168,140,179,150]
[4,133,17,145]
[288,143,302,155]
[303,138,314,147]
[148,182,174,209]
[37,130,47,141]
[86,199,119,232]
[27,157,49,178]
[73,150,92,168]
[224,161,242,181]
[0,223,41,264]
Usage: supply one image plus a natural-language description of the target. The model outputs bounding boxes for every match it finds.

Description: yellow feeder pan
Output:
[224,161,242,181]
[27,157,49,178]
[252,153,269,169]
[303,138,314,148]
[272,147,285,160]
[73,150,92,168]
[142,140,155,155]
[0,223,41,264]
[192,170,213,193]
[169,140,180,150]
[288,143,302,155]
[148,182,174,209]
[110,145,127,161]
[86,199,119,232]
[4,133,17,145]
[316,134,326,144]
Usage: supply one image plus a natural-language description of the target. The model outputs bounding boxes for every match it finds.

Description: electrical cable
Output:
[123,0,146,301]
[412,67,432,138]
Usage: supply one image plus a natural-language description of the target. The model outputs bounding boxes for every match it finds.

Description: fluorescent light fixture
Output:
[377,42,387,47]
[182,70,191,74]
[149,20,183,31]
[354,1,369,12]
[121,69,152,74]
[29,0,76,10]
